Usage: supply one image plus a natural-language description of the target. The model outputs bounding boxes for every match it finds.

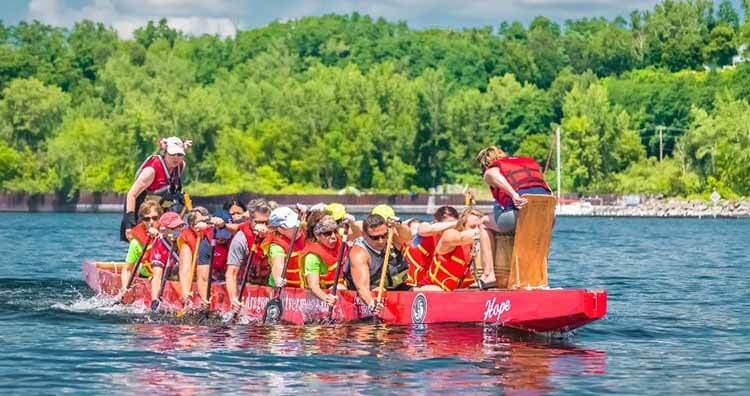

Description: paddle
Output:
[262,226,300,324]
[374,223,395,314]
[225,234,258,323]
[118,236,154,301]
[460,234,482,289]
[325,223,350,323]
[204,237,216,317]
[152,237,178,312]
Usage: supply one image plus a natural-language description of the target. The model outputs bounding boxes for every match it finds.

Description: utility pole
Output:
[658,126,664,162]
[556,126,561,204]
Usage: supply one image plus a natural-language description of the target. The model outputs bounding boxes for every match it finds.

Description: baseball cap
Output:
[371,204,395,220]
[269,207,300,228]
[164,136,186,156]
[159,212,184,229]
[326,203,346,221]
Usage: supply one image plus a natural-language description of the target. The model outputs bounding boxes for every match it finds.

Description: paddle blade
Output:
[263,298,283,324]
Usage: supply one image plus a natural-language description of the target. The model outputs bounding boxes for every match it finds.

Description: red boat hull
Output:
[83,261,606,333]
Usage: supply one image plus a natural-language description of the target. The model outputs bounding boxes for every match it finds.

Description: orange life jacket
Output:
[238,223,270,285]
[299,237,345,288]
[130,223,155,275]
[404,235,437,287]
[178,227,202,254]
[427,244,473,291]
[487,156,550,209]
[261,232,307,288]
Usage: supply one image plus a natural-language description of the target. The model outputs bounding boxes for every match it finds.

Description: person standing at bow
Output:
[121,136,190,242]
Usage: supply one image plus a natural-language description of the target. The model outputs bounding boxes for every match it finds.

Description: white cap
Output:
[164,136,186,156]
[269,207,300,229]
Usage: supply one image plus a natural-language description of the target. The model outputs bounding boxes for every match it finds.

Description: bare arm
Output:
[435,228,478,255]
[126,167,155,212]
[417,220,458,237]
[349,247,375,306]
[483,167,527,208]
[392,223,412,249]
[270,253,285,286]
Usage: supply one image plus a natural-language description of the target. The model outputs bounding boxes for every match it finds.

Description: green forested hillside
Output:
[0,0,749,198]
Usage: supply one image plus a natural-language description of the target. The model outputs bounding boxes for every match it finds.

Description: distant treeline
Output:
[0,0,749,198]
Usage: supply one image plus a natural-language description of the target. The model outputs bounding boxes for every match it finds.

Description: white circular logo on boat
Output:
[411,293,427,324]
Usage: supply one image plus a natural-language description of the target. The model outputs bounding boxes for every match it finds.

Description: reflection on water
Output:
[114,323,605,394]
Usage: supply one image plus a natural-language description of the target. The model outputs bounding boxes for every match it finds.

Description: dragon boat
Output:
[82,195,607,333]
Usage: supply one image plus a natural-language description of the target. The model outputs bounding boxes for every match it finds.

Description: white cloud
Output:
[27,0,237,38]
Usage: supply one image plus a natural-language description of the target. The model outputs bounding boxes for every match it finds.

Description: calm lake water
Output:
[1,213,748,395]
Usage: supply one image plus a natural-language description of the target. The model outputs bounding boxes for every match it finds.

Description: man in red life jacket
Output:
[225,200,272,309]
[149,212,184,311]
[263,207,306,288]
[475,146,552,286]
[121,136,191,242]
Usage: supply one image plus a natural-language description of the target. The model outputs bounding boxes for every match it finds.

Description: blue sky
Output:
[0,0,745,38]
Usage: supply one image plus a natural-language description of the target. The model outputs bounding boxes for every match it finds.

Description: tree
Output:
[561,83,644,192]
[704,24,737,66]
[645,0,708,70]
[133,18,181,49]
[0,78,70,150]
[716,0,740,31]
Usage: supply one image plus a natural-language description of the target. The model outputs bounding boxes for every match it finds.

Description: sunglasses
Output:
[168,153,185,158]
[141,215,159,222]
[230,211,244,216]
[367,233,388,242]
[318,230,336,238]
[254,220,268,225]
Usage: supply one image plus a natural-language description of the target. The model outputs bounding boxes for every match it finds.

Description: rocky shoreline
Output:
[563,198,750,218]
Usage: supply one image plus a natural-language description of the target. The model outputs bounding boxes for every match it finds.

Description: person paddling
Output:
[225,200,272,309]
[344,213,411,315]
[120,201,163,295]
[404,206,459,287]
[121,137,190,242]
[195,211,233,309]
[419,208,485,292]
[262,207,306,289]
[300,215,347,306]
[149,212,184,311]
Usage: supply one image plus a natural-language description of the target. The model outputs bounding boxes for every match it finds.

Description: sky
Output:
[0,0,745,38]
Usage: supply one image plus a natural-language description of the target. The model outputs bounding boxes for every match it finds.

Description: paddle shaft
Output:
[125,237,153,291]
[273,226,300,299]
[376,226,395,303]
[327,224,350,319]
[205,238,216,304]
[238,241,258,303]
[157,238,178,302]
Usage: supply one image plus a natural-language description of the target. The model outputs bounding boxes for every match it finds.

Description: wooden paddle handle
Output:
[376,226,394,303]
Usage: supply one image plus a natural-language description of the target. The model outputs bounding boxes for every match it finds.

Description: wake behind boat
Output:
[83,261,606,332]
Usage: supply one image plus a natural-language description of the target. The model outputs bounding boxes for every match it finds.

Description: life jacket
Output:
[203,228,229,274]
[344,237,409,290]
[148,236,180,269]
[427,243,474,291]
[261,232,307,288]
[136,154,184,195]
[237,223,270,285]
[177,227,201,254]
[404,234,437,287]
[487,156,551,210]
[130,223,154,277]
[299,237,345,288]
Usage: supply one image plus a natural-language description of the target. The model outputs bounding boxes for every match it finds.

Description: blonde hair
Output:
[138,201,163,219]
[456,208,484,231]
[476,146,507,171]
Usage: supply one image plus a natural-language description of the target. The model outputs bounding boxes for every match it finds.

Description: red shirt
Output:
[149,237,178,268]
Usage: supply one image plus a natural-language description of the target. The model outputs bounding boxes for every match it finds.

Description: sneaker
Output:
[150,300,160,312]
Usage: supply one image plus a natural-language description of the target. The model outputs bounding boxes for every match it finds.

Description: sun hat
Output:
[325,203,347,221]
[314,216,339,235]
[371,204,396,220]
[159,212,184,229]
[269,206,300,228]
[164,136,186,156]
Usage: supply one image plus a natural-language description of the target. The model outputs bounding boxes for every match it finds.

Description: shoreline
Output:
[0,192,748,218]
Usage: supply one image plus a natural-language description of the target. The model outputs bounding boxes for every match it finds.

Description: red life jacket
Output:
[427,244,473,291]
[299,237,344,289]
[178,227,201,254]
[203,228,229,273]
[136,155,184,195]
[131,223,150,246]
[261,232,306,288]
[238,223,270,285]
[487,156,550,209]
[404,235,437,287]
